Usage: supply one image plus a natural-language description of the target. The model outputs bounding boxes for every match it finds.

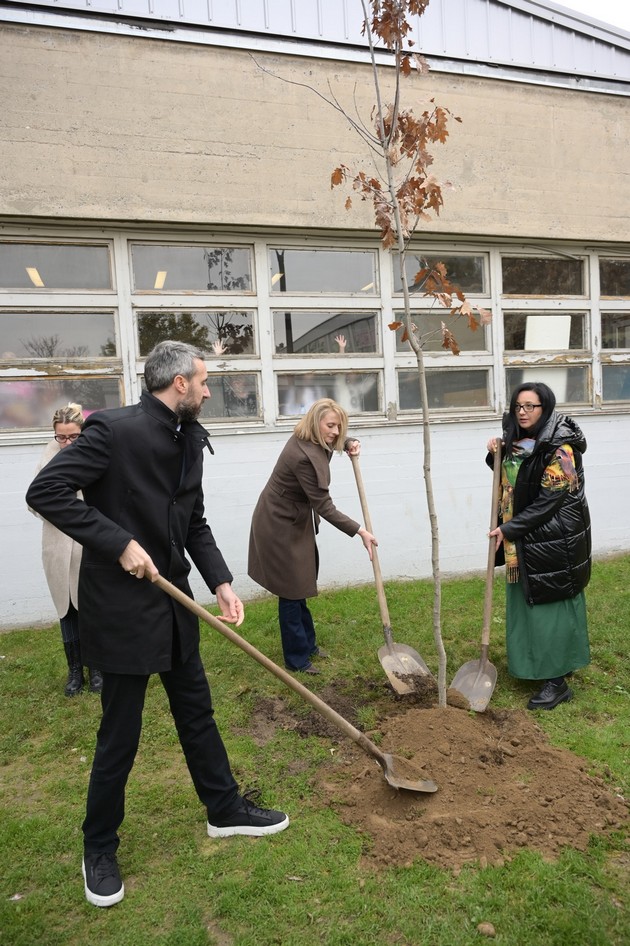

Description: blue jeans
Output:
[278,598,317,671]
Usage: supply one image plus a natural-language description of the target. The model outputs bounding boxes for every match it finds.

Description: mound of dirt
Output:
[246,684,628,872]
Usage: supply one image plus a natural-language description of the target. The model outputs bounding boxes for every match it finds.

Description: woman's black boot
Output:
[63,640,84,697]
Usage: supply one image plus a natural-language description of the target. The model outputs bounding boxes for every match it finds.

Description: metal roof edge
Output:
[0,2,628,95]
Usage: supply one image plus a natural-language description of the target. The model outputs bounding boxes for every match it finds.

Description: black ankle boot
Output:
[63,640,84,697]
[88,668,103,693]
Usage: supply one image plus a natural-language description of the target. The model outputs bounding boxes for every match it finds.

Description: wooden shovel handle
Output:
[152,574,387,767]
[349,453,391,630]
[481,447,502,654]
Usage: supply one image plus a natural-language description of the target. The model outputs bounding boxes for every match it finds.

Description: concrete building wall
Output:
[1,23,629,241]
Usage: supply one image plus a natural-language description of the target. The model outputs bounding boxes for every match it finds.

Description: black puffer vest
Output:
[496,412,591,606]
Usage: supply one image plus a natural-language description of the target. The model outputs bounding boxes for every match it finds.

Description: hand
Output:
[358,527,378,561]
[212,339,227,356]
[489,526,504,550]
[215,582,244,627]
[119,539,159,581]
[345,439,361,457]
[487,436,502,453]
[335,334,347,353]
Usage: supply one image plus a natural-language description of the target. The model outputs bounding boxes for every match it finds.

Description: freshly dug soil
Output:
[247,681,628,872]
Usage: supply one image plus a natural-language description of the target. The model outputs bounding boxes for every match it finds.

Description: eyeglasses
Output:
[515,403,542,414]
[54,433,80,443]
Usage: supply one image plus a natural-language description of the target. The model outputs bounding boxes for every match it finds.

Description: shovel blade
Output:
[450,658,498,713]
[378,642,434,695]
[381,752,438,793]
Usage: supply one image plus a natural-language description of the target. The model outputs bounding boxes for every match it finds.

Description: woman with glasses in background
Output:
[29,403,102,696]
[486,381,591,710]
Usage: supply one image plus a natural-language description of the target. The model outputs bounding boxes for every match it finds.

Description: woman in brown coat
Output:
[248,398,377,674]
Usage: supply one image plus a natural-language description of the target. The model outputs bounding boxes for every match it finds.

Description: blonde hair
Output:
[294,398,348,452]
[52,402,84,428]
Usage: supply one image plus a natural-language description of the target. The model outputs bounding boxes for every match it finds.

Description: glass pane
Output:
[600,259,630,296]
[199,373,261,422]
[0,377,121,430]
[394,253,486,294]
[503,313,585,351]
[398,369,489,410]
[502,257,584,295]
[0,243,112,290]
[602,365,630,401]
[268,248,376,294]
[137,310,255,356]
[394,311,488,352]
[602,312,630,349]
[505,367,589,405]
[277,372,379,415]
[131,245,253,291]
[273,310,377,354]
[0,312,117,359]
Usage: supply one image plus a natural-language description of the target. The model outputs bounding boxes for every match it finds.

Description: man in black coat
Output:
[26,340,289,908]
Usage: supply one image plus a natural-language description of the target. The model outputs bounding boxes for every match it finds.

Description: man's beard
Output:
[177,396,202,423]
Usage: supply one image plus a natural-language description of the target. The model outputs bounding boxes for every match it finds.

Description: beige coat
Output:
[29,440,82,619]
[248,435,360,599]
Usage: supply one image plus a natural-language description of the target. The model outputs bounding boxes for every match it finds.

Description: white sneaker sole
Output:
[207,813,290,838]
[82,859,125,907]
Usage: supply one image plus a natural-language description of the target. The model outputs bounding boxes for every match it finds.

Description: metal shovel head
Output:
[378,641,434,695]
[381,752,438,793]
[449,658,498,713]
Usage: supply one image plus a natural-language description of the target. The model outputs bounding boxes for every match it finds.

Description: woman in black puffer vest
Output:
[487,381,591,710]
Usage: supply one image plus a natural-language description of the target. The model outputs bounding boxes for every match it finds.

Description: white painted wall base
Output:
[3,413,627,629]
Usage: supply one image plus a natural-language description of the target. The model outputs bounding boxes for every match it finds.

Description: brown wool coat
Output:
[248,435,360,600]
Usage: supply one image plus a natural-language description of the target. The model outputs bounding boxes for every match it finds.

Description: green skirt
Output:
[505,581,590,680]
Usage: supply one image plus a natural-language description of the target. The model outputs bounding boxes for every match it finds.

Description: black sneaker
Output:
[207,791,289,838]
[82,852,125,907]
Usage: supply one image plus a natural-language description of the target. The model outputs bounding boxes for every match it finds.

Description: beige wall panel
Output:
[1,23,629,240]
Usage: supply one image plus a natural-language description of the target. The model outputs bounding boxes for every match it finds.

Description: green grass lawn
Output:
[1,557,628,946]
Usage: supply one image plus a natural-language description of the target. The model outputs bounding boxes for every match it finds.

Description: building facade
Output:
[1,0,629,627]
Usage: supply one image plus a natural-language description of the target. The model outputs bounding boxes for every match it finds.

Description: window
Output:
[394,253,487,295]
[3,229,630,436]
[0,377,121,429]
[502,256,584,296]
[200,374,261,421]
[394,311,488,352]
[268,248,377,294]
[0,240,121,431]
[137,310,255,356]
[273,310,378,354]
[600,259,630,297]
[602,366,630,402]
[601,311,630,402]
[0,243,112,290]
[398,368,490,410]
[0,311,117,360]
[601,312,630,349]
[503,312,586,351]
[131,244,253,292]
[277,372,380,416]
[505,367,589,405]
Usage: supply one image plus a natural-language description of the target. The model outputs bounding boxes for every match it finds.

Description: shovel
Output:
[153,575,437,794]
[349,454,434,695]
[449,446,501,712]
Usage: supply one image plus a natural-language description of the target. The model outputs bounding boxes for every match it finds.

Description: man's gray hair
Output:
[144,340,205,392]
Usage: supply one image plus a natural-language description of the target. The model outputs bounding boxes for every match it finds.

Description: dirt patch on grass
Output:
[251,680,629,872]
